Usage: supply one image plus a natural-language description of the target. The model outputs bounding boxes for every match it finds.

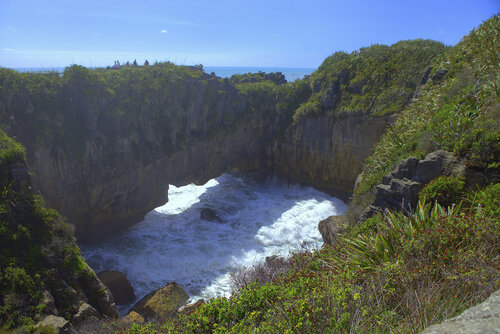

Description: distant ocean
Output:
[13,66,315,82]
[205,67,315,82]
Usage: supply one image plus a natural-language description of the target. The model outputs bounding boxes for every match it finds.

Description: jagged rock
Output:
[318,215,348,245]
[178,299,205,315]
[414,150,465,183]
[123,311,145,324]
[36,315,75,334]
[321,82,341,111]
[97,270,135,305]
[72,302,99,324]
[129,282,189,321]
[78,267,120,319]
[420,289,500,334]
[200,208,224,223]
[358,150,464,222]
[41,290,58,315]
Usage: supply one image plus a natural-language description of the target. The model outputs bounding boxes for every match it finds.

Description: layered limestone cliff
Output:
[271,112,393,200]
[11,75,275,241]
[1,66,392,241]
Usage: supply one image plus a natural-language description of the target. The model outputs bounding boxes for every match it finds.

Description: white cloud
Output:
[161,29,168,34]
[7,26,15,31]
[2,48,14,52]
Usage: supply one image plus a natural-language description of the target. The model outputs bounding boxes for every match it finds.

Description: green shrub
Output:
[352,15,499,209]
[465,182,500,218]
[419,176,466,208]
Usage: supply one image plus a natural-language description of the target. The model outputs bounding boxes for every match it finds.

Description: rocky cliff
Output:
[0,131,119,329]
[1,66,281,241]
[0,61,412,241]
[271,112,393,200]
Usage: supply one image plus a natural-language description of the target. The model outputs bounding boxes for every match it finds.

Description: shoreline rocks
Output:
[318,215,348,245]
[128,282,189,321]
[97,270,135,305]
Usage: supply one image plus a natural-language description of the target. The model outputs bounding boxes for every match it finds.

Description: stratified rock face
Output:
[420,289,500,334]
[358,150,465,222]
[271,113,393,199]
[15,77,273,241]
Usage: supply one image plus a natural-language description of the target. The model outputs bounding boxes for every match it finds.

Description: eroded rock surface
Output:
[420,289,500,334]
[271,113,393,200]
[318,215,348,245]
[129,282,189,321]
[358,150,465,222]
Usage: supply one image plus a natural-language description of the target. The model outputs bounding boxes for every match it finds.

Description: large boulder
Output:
[72,302,99,325]
[36,315,74,334]
[97,270,135,305]
[129,282,189,321]
[319,215,347,245]
[420,289,500,334]
[123,311,145,325]
[41,290,58,316]
[78,267,120,319]
[178,299,205,315]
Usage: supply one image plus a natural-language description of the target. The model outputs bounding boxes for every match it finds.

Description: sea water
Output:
[204,67,314,81]
[80,173,346,314]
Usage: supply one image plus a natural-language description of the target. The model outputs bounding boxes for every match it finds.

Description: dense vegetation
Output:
[293,39,447,121]
[349,14,500,217]
[0,63,225,157]
[0,130,97,331]
[114,15,499,334]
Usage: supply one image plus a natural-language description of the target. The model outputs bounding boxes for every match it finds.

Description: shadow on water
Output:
[80,173,346,313]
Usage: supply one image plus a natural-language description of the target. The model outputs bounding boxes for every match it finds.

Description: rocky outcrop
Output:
[129,282,189,321]
[358,150,465,222]
[72,303,99,325]
[178,299,205,315]
[420,289,500,334]
[97,270,135,305]
[318,215,347,245]
[36,315,75,334]
[78,267,120,319]
[271,112,393,199]
[123,311,145,325]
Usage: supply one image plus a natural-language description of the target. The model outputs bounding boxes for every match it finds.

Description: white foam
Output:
[80,173,346,314]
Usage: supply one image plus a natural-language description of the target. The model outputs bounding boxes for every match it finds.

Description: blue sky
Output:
[0,0,498,69]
